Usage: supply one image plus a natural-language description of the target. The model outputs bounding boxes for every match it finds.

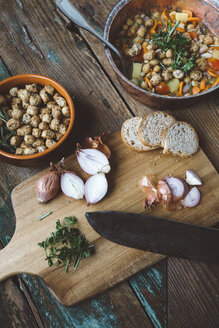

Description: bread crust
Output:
[162,121,199,158]
[138,111,176,147]
[121,117,156,152]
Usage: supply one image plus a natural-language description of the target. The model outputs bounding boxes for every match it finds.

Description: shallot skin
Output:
[156,180,172,208]
[139,176,159,209]
[36,170,60,204]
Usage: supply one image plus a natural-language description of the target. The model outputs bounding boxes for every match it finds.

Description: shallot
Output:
[85,173,108,205]
[36,163,60,203]
[61,172,85,200]
[165,176,189,200]
[81,136,111,159]
[182,187,201,208]
[185,170,202,186]
[76,147,111,175]
[139,176,159,209]
[156,180,172,208]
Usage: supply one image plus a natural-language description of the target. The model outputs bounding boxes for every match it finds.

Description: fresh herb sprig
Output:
[38,216,94,272]
[0,110,16,153]
[152,21,195,73]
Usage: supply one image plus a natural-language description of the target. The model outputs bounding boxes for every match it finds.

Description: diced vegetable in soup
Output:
[115,9,219,96]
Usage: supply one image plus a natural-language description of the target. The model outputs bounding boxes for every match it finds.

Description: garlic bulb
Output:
[85,173,108,205]
[76,148,111,175]
[61,171,85,200]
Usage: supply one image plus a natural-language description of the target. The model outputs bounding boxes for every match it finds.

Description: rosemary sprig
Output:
[0,108,16,153]
[38,216,94,272]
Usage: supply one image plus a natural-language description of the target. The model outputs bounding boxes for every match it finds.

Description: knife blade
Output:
[85,211,219,264]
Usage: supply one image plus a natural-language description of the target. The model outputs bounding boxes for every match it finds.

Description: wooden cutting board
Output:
[0,131,218,306]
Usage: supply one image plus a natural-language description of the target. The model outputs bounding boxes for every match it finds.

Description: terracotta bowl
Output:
[0,74,75,167]
[104,0,219,109]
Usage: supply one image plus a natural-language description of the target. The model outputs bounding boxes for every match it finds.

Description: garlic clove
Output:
[61,172,85,200]
[85,173,108,205]
[76,148,111,175]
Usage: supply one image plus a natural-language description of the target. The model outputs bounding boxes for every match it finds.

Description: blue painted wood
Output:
[0,57,10,82]
[130,260,167,328]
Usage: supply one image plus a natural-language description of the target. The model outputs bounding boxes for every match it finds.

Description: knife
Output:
[85,211,219,264]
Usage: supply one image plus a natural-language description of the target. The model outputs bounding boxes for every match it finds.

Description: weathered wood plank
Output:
[168,257,219,328]
[21,273,153,328]
[130,260,167,328]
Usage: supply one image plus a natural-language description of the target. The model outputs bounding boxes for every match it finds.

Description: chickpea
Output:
[191,80,199,86]
[37,145,47,153]
[142,41,148,47]
[122,24,128,31]
[17,125,32,136]
[150,74,162,86]
[183,84,190,94]
[32,138,44,148]
[153,12,161,20]
[15,148,23,155]
[199,44,209,54]
[39,122,49,130]
[190,70,202,81]
[40,107,51,115]
[12,97,22,105]
[58,124,67,135]
[184,76,191,84]
[128,25,138,36]
[187,24,195,31]
[20,142,29,149]
[25,83,38,93]
[162,70,173,82]
[40,89,50,104]
[165,49,173,58]
[128,42,141,56]
[47,101,56,109]
[17,89,30,102]
[137,25,146,38]
[29,94,42,106]
[10,136,23,147]
[190,42,199,52]
[56,132,63,141]
[173,69,184,79]
[126,18,133,26]
[23,148,37,155]
[32,128,41,138]
[22,113,31,125]
[141,80,148,89]
[45,139,56,148]
[27,105,39,116]
[142,63,150,73]
[41,129,56,139]
[44,85,55,96]
[63,118,70,127]
[149,59,159,66]
[203,35,214,45]
[145,18,154,28]
[183,32,191,40]
[42,113,52,124]
[136,17,143,25]
[24,134,35,145]
[30,115,41,128]
[9,87,18,97]
[61,106,70,117]
[50,118,60,131]
[11,108,23,120]
[162,58,173,66]
[156,49,166,59]
[144,50,155,61]
[153,65,161,72]
[52,106,62,119]
[22,100,29,110]
[7,109,13,118]
[0,95,7,105]
[196,57,208,71]
[146,44,157,51]
[6,118,20,130]
[12,102,22,111]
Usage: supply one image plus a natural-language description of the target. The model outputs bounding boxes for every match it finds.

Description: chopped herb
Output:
[0,109,16,153]
[38,211,53,221]
[38,216,94,272]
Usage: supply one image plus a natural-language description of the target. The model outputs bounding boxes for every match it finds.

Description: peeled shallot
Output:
[182,187,201,208]
[165,177,189,201]
[85,173,108,205]
[76,147,111,175]
[185,170,202,186]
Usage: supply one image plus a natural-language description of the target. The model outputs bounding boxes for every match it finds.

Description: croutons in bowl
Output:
[104,0,219,109]
[0,74,75,166]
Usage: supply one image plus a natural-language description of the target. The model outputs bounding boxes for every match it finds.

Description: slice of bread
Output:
[138,111,176,147]
[162,121,199,158]
[121,117,156,152]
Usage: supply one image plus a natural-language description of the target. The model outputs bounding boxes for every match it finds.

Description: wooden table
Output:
[0,1,218,327]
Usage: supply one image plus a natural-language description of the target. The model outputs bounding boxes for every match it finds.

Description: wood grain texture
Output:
[0,132,218,306]
[168,257,219,328]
